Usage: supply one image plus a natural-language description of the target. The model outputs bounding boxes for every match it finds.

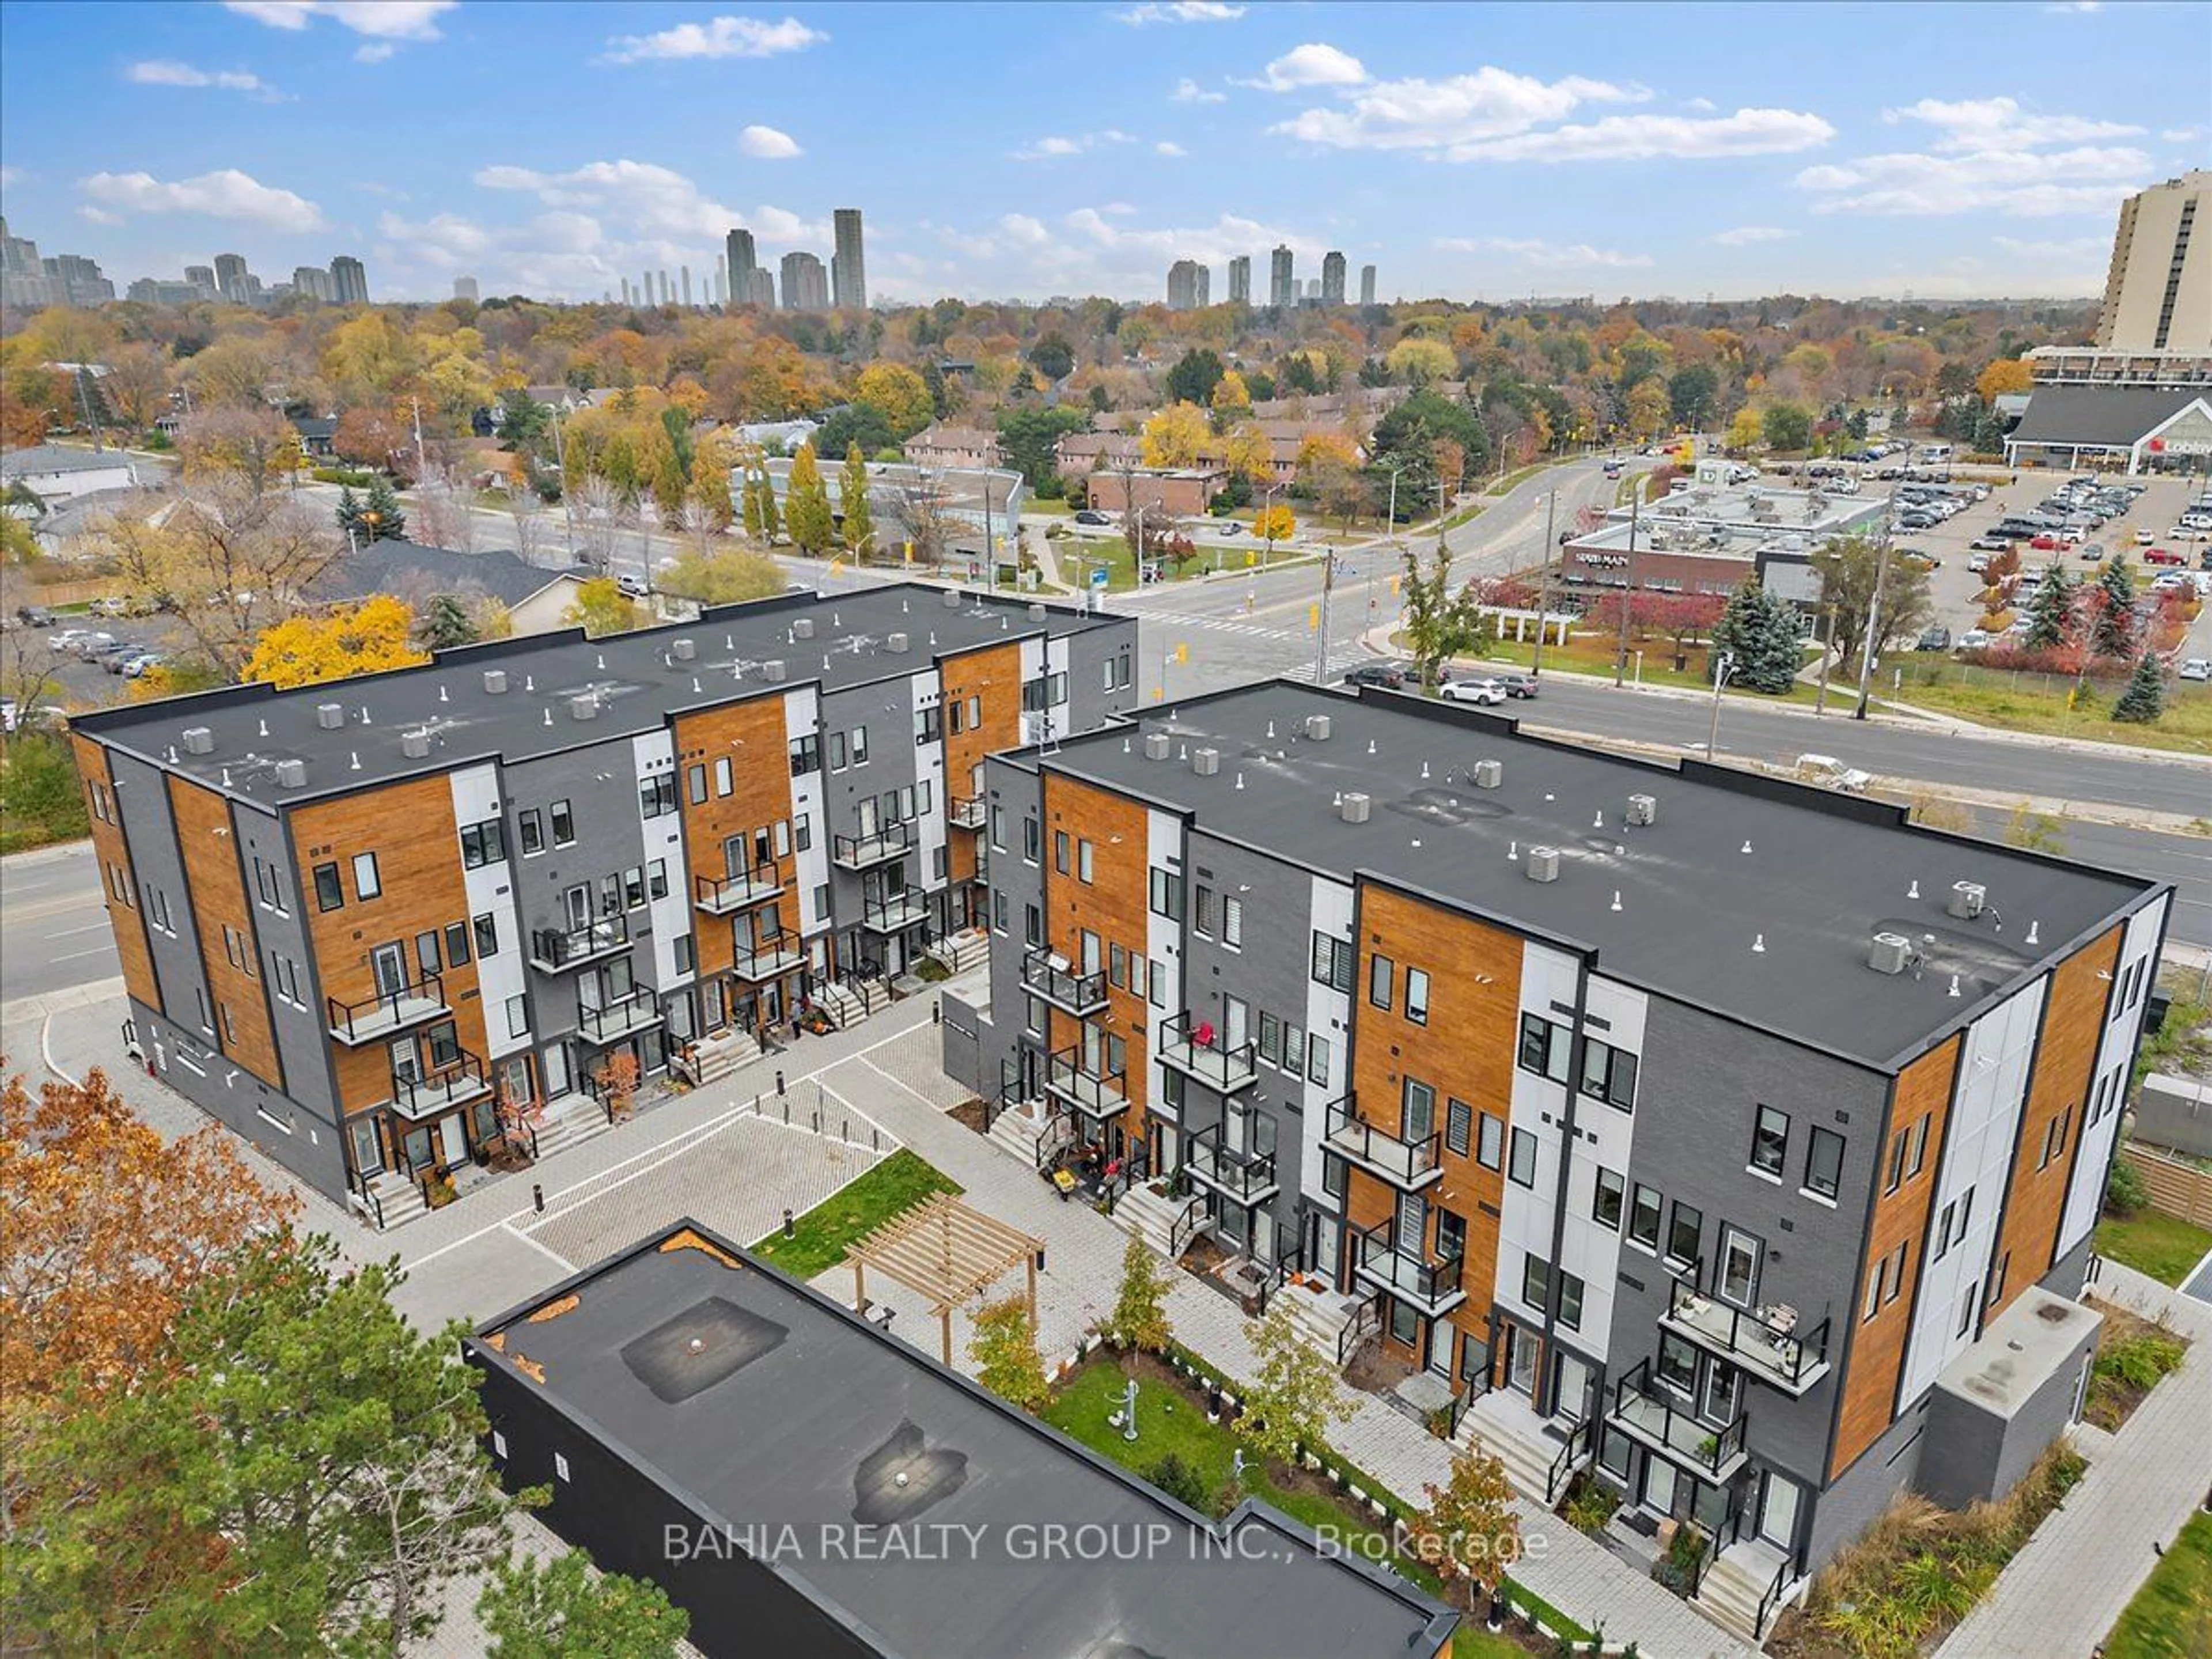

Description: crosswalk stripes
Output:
[1122,608,1306,645]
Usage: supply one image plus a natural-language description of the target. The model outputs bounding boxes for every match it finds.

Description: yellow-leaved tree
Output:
[1726,407,1766,453]
[1139,401,1209,469]
[241,595,426,689]
[1975,357,2034,403]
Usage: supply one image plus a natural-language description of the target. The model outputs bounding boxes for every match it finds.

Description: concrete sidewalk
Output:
[1937,1259,2212,1658]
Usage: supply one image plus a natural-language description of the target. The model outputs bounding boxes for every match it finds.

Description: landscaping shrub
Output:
[310,466,379,488]
[2094,1330,2187,1393]
[2105,1155,2149,1218]
[1148,1452,1215,1514]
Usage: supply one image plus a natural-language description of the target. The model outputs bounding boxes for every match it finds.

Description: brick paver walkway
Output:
[1937,1259,2212,1659]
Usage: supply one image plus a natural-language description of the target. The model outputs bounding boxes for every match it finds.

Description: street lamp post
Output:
[1707,649,1736,757]
[1531,491,1556,682]
[1612,489,1642,689]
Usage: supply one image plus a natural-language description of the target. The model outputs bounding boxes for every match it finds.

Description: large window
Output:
[1517,1013,1571,1083]
[351,851,381,900]
[1579,1037,1637,1111]
[1657,1332,1698,1395]
[1593,1166,1625,1230]
[1750,1104,1790,1178]
[1310,932,1354,993]
[1805,1127,1846,1200]
[459,819,506,869]
[1628,1183,1663,1251]
[1666,1201,1703,1266]
[1508,1127,1537,1188]
[1368,953,1394,1011]
[550,800,575,846]
[313,861,343,911]
[1522,1253,1550,1313]
[1405,967,1430,1026]
[1148,868,1183,920]
[518,809,545,856]
[639,773,678,818]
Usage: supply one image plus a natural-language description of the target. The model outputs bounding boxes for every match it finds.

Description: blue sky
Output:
[1,1,2206,306]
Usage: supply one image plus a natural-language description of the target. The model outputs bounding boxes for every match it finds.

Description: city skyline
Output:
[0,3,2206,305]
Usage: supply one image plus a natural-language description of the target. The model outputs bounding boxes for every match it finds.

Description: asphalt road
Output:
[0,840,116,1003]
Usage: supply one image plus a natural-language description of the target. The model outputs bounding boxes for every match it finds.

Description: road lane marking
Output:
[54,945,119,962]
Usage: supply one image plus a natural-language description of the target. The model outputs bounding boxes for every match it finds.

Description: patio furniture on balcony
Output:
[1661,1271,1831,1394]
[1607,1357,1749,1481]
[1181,1120,1280,1205]
[1321,1094,1444,1190]
[1157,1010,1257,1093]
[529,912,632,972]
[1020,946,1108,1016]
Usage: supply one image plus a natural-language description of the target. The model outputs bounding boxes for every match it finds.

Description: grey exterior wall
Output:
[2046,1231,2097,1300]
[978,753,1044,1099]
[1805,1389,1930,1572]
[1607,996,1893,1498]
[1061,618,1140,728]
[1919,1313,2097,1509]
[2132,1073,2212,1159]
[131,995,351,1196]
[241,798,338,1126]
[819,675,927,969]
[108,749,213,1038]
[939,991,989,1097]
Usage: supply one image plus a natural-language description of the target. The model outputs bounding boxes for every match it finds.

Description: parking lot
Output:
[6,610,182,710]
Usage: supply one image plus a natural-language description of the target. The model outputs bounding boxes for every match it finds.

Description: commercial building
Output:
[1166,259,1209,311]
[1360,263,1377,306]
[329,255,369,305]
[2002,384,2212,475]
[832,207,868,309]
[903,424,1001,470]
[780,252,829,311]
[758,456,1029,561]
[1084,464,1228,518]
[468,1218,1457,1658]
[1228,254,1251,306]
[70,585,1134,1225]
[1559,464,1885,599]
[1270,244,1294,309]
[945,679,2164,1611]
[1321,251,1346,305]
[2094,171,2210,355]
[725,228,758,308]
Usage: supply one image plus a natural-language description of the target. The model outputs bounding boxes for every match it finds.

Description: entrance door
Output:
[401,1121,435,1172]
[389,1037,420,1085]
[1217,1199,1249,1253]
[1222,994,1249,1050]
[371,942,408,998]
[1758,1471,1801,1552]
[1427,1315,1454,1376]
[437,1113,467,1167]
[1555,1352,1594,1422]
[1641,1455,1678,1518]
[1508,1324,1539,1395]
[857,798,880,840]
[498,1056,533,1114]
[349,1116,383,1177]
[563,884,590,931]
[1719,1227,1761,1308]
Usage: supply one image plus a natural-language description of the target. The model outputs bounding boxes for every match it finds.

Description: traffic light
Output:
[1389,574,1402,596]
[1174,642,1189,664]
[1307,603,1320,630]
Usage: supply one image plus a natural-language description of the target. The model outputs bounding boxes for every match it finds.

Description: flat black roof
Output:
[1031,681,2155,1069]
[71,584,1120,803]
[472,1224,1453,1659]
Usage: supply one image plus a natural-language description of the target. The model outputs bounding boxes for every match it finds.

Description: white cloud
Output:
[1012,130,1138,161]
[1274,66,1645,151]
[80,166,326,230]
[223,2,454,40]
[1172,76,1227,104]
[1447,236,1654,270]
[0,166,22,187]
[1156,141,1187,157]
[1684,96,1717,113]
[472,157,822,246]
[1713,225,1793,245]
[1884,96,2142,151]
[738,124,804,159]
[127,60,283,97]
[1113,1,1244,22]
[1444,107,1835,163]
[1000,214,1051,247]
[1798,142,2148,215]
[604,14,826,63]
[2163,128,2202,142]
[2043,2,2102,13]
[1242,43,1368,93]
[355,42,396,63]
[78,206,124,226]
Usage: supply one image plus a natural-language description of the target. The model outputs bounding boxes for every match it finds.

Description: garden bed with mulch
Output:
[946,1097,988,1135]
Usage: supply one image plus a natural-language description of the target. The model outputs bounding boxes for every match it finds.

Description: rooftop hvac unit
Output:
[1340,791,1370,823]
[401,730,432,759]
[274,758,307,789]
[1948,881,1987,921]
[1192,746,1220,776]
[1473,759,1502,789]
[1626,793,1657,827]
[1143,731,1172,760]
[569,694,600,721]
[885,631,909,654]
[942,589,963,609]
[181,727,215,755]
[792,616,816,639]
[1869,932,1912,975]
[316,703,344,730]
[1305,713,1332,741]
[671,638,696,661]
[482,669,509,695]
[1028,603,1047,622]
[762,659,787,682]
[1525,845,1560,883]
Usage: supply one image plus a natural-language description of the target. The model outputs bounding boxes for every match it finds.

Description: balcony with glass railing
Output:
[948,792,987,830]
[694,864,784,915]
[1181,1121,1279,1205]
[529,912,632,972]
[1322,1094,1444,1191]
[732,922,805,982]
[1351,1218,1465,1315]
[861,885,931,933]
[1157,1010,1257,1093]
[389,1052,491,1120]
[578,987,662,1045]
[832,821,913,870]
[327,969,447,1044]
[1044,1045,1128,1122]
[1020,946,1108,1016]
[1608,1357,1750,1482]
[1660,1266,1832,1395]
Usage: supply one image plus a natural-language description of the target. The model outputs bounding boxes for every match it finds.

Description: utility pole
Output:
[75,368,104,453]
[1706,649,1735,756]
[410,396,428,484]
[1313,533,1335,684]
[1532,491,1556,681]
[1612,488,1641,689]
[1815,603,1835,715]
[1853,481,1900,720]
[551,408,577,567]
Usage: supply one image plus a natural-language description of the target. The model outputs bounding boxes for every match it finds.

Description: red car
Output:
[2143,547,2184,566]
[2029,534,2061,551]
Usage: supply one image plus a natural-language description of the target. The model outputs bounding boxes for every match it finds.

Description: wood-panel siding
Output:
[70,734,159,1014]
[1993,926,2123,1313]
[672,693,798,984]
[942,642,1022,889]
[1348,883,1526,1366]
[1831,1036,1959,1478]
[168,777,281,1089]
[290,775,484,1118]
[1039,771,1150,1125]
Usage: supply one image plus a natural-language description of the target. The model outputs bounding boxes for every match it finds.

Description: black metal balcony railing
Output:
[529,911,631,971]
[1045,1044,1128,1119]
[1157,1010,1257,1093]
[1351,1217,1466,1314]
[861,885,930,933]
[947,792,987,830]
[1662,1270,1832,1394]
[390,1052,491,1120]
[578,987,661,1045]
[1322,1094,1444,1190]
[732,921,804,981]
[327,968,447,1044]
[1182,1121,1279,1205]
[1020,946,1108,1016]
[832,821,914,869]
[1609,1358,1749,1480]
[695,864,783,914]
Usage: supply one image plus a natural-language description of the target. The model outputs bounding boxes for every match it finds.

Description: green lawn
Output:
[1457,634,1836,708]
[1452,1628,1532,1658]
[748,1148,960,1280]
[2096,1208,2212,1287]
[1885,660,2212,756]
[2104,1510,2212,1657]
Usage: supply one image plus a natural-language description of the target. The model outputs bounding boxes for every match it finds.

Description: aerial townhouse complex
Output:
[946,679,2166,1604]
[69,585,1136,1225]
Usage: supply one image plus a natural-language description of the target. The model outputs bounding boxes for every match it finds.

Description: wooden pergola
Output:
[846,1191,1043,1365]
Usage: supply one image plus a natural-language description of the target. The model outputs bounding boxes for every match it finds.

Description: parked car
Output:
[71,631,119,658]
[1214,521,1243,535]
[1897,550,1940,571]
[1340,662,1406,690]
[1794,753,1873,793]
[123,652,163,678]
[1072,509,1113,526]
[2029,535,2062,551]
[1915,626,1952,652]
[2179,658,2211,683]
[15,605,55,627]
[1493,671,1540,699]
[1440,676,1509,706]
[2078,543,2108,562]
[2143,547,2186,566]
[1955,628,1994,652]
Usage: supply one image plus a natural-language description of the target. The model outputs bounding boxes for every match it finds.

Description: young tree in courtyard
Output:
[1110,1235,1175,1357]
[1412,1442,1522,1611]
[476,1550,690,1659]
[969,1293,1050,1410]
[1236,1301,1353,1466]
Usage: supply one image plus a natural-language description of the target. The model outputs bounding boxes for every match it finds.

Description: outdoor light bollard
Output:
[1121,1378,1139,1443]
[782,1207,794,1239]
[932,1000,941,1025]
[776,1069,786,1096]
[532,1183,544,1215]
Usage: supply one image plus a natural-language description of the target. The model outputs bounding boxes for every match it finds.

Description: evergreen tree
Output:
[783,442,834,555]
[363,474,406,541]
[1711,579,1802,694]
[839,442,875,556]
[2111,651,2165,724]
[476,1550,690,1659]
[2022,561,2077,651]
[415,593,479,652]
[334,484,362,540]
[2092,558,2138,658]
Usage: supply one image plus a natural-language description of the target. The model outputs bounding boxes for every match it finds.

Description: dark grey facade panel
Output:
[108,750,213,1039]
[132,998,349,1196]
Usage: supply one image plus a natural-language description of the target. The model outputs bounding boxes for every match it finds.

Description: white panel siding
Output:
[450,763,529,1059]
[1898,974,2047,1406]
[2059,897,2169,1256]
[1143,808,1185,1112]
[1556,975,1642,1363]
[1298,874,1357,1212]
[784,687,830,936]
[631,732,690,991]
[909,668,948,896]
[1498,942,1580,1315]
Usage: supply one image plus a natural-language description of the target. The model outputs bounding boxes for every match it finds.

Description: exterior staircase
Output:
[675,1029,760,1088]
[362,1169,426,1230]
[1111,1179,1206,1260]
[926,928,991,976]
[531,1091,613,1161]
[816,980,868,1031]
[987,1096,1054,1164]
[1694,1537,1795,1645]
[1279,1279,1365,1359]
[1455,1389,1569,1505]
